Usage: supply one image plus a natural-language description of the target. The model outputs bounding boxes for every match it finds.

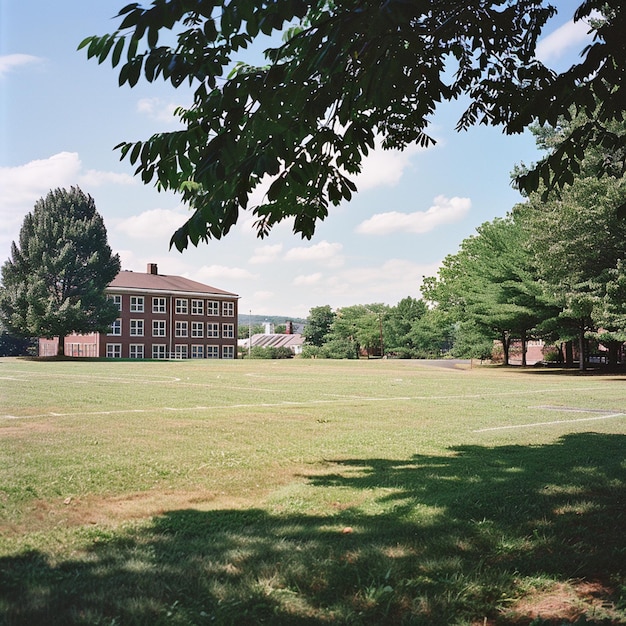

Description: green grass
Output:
[1,357,625,625]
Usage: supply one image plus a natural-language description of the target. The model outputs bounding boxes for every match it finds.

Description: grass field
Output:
[1,357,625,625]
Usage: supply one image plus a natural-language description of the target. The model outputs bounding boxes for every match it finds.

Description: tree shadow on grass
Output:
[1,433,625,625]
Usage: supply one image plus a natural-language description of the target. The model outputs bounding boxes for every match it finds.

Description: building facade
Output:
[39,263,239,359]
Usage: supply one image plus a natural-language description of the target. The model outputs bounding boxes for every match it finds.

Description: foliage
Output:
[303,305,335,347]
[249,345,294,359]
[329,304,388,358]
[513,116,626,369]
[0,187,121,356]
[449,321,497,361]
[422,216,557,364]
[406,307,455,358]
[0,330,36,357]
[383,296,427,355]
[238,322,265,339]
[79,2,626,248]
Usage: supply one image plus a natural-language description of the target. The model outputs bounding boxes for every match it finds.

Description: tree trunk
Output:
[565,341,574,367]
[520,330,527,367]
[57,334,65,357]
[501,332,510,365]
[578,326,586,372]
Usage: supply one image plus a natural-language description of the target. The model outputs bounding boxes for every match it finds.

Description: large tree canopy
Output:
[0,187,121,356]
[81,1,625,250]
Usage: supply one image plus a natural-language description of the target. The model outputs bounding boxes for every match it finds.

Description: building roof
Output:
[244,333,304,350]
[108,265,238,298]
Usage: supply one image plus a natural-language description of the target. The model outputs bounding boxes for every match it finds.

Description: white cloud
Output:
[79,169,135,187]
[249,243,283,264]
[0,152,114,251]
[536,13,599,64]
[252,291,274,302]
[356,195,470,235]
[320,259,441,307]
[354,142,425,191]
[136,97,184,124]
[115,208,189,240]
[195,264,257,282]
[293,272,323,286]
[285,240,344,267]
[0,54,41,78]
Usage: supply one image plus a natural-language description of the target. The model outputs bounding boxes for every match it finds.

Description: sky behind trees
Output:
[0,1,598,318]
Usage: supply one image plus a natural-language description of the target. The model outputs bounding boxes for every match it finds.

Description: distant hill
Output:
[238,314,307,327]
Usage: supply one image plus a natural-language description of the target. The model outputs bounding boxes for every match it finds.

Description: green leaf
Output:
[111,37,125,68]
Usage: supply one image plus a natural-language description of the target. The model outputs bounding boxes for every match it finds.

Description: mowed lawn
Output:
[1,357,625,625]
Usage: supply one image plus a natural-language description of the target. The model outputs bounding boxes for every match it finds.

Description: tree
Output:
[238,322,264,339]
[385,296,427,357]
[422,217,555,365]
[407,307,455,358]
[80,2,625,250]
[0,187,121,356]
[328,304,388,358]
[514,174,626,369]
[303,305,335,347]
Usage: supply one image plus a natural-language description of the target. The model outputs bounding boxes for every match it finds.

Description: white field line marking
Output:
[1,369,183,384]
[1,369,285,394]
[1,384,623,421]
[324,385,617,402]
[0,400,343,420]
[473,412,625,432]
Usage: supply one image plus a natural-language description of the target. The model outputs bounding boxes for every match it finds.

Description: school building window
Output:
[130,296,144,312]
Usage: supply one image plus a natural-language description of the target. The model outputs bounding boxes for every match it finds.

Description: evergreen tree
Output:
[0,187,121,356]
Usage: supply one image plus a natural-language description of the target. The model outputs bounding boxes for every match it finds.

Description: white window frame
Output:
[207,300,219,316]
[222,323,234,339]
[152,344,167,359]
[222,345,235,359]
[129,344,144,359]
[191,321,204,338]
[152,297,166,313]
[207,322,219,338]
[108,319,122,336]
[175,298,188,314]
[175,321,188,337]
[106,343,122,358]
[130,296,144,313]
[191,344,204,359]
[206,345,219,359]
[222,301,235,317]
[152,320,166,337]
[175,344,188,359]
[191,299,204,315]
[130,319,144,337]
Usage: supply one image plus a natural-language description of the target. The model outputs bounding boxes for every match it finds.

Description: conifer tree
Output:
[0,187,121,356]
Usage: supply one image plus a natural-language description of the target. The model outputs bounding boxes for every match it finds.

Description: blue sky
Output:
[1,1,597,319]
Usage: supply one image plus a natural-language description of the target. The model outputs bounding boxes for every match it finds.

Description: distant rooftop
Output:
[108,263,238,298]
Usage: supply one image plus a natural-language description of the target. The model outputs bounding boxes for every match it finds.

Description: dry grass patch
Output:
[501,580,621,624]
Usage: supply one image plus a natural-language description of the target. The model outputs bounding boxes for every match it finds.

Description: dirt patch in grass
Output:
[0,420,58,436]
[498,580,621,625]
[3,489,257,536]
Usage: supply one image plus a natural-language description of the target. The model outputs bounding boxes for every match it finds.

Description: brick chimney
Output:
[285,321,293,335]
[147,263,158,275]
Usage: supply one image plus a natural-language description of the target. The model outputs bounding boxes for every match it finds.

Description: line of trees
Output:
[304,111,626,369]
[302,300,454,360]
